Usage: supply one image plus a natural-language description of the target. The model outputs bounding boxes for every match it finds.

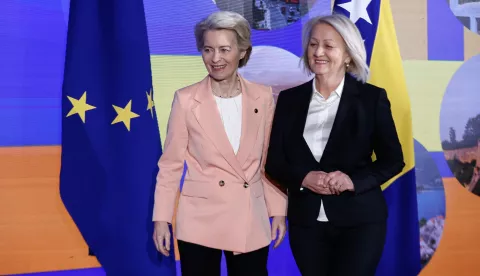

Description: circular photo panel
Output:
[447,0,480,35]
[213,0,317,30]
[414,140,446,268]
[238,45,313,100]
[440,54,480,197]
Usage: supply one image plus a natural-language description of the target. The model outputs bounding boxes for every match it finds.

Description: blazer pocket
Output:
[181,181,210,199]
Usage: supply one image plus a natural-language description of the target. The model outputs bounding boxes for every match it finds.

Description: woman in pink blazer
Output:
[152,11,287,276]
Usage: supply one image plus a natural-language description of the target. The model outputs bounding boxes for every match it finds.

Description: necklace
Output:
[212,78,241,98]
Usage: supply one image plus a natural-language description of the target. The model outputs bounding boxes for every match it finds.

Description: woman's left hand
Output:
[271,216,286,249]
[324,171,355,195]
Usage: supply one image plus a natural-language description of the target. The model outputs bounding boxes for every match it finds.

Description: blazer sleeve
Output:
[261,89,287,217]
[349,88,405,195]
[265,91,315,191]
[152,91,188,223]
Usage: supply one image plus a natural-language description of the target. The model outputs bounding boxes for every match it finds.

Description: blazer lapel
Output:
[236,76,261,167]
[320,74,359,162]
[191,76,247,182]
[292,80,321,164]
[294,79,315,135]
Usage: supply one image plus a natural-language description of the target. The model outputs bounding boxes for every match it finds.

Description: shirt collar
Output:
[312,76,345,99]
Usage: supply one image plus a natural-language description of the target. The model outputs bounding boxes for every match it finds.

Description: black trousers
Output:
[289,221,387,276]
[177,240,269,276]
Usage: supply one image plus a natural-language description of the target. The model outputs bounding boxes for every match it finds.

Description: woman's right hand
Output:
[301,171,333,195]
[153,221,172,256]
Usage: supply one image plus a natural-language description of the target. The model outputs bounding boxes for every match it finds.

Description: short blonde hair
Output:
[301,14,369,83]
[194,11,252,68]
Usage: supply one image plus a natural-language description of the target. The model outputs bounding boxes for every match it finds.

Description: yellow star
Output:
[111,100,140,131]
[66,91,96,123]
[146,89,155,118]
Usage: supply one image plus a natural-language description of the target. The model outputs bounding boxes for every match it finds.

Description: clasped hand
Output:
[302,171,354,195]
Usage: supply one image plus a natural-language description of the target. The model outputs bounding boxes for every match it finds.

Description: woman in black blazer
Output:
[265,14,405,276]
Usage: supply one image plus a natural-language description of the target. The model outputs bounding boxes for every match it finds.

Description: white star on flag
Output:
[337,0,373,24]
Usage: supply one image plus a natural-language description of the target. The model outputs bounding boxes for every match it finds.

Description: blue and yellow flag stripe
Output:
[334,0,420,275]
[369,0,415,188]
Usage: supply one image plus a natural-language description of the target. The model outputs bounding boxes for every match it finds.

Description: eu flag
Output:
[333,0,421,275]
[60,0,176,274]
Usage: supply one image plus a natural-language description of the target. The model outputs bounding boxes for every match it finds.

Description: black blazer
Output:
[265,74,405,227]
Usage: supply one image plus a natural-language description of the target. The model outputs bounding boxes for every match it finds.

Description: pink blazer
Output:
[153,75,287,254]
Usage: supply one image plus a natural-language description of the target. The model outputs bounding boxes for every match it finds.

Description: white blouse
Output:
[214,94,243,154]
[303,77,345,222]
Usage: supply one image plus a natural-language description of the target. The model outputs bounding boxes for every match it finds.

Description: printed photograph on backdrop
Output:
[214,0,317,30]
[440,54,480,197]
[414,140,446,267]
[447,0,480,35]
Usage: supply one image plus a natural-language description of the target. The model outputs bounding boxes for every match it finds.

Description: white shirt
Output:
[214,94,243,154]
[302,77,344,221]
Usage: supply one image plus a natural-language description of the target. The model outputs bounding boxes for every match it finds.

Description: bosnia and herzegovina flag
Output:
[59,0,176,274]
[333,0,420,275]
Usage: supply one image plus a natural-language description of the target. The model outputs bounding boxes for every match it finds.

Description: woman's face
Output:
[201,29,246,82]
[307,23,351,78]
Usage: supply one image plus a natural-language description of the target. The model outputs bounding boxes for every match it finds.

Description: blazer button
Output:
[219,180,225,187]
[244,182,249,188]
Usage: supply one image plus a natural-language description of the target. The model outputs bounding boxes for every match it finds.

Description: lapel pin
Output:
[254,108,258,113]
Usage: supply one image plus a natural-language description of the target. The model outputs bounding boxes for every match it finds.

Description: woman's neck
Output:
[315,72,344,98]
[211,74,241,98]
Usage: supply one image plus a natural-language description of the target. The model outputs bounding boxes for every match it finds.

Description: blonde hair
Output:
[300,14,369,83]
[194,11,252,68]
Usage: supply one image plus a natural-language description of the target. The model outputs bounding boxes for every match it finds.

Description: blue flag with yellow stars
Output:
[60,0,176,274]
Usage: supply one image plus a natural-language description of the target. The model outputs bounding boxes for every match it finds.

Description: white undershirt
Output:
[302,77,344,222]
[214,94,242,154]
